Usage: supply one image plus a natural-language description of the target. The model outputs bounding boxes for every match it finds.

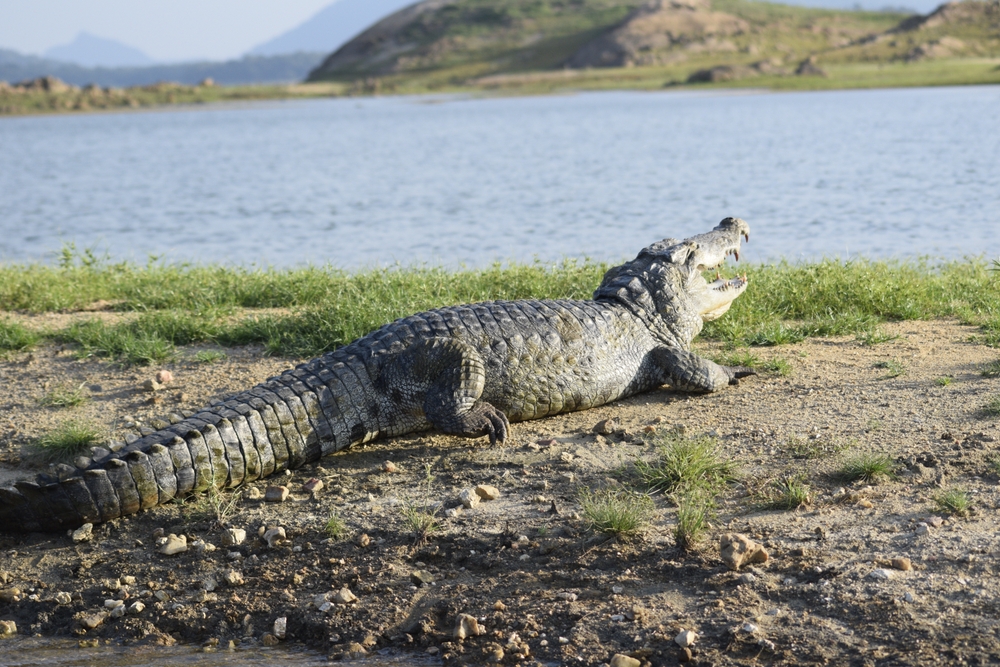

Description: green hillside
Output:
[307,0,1000,92]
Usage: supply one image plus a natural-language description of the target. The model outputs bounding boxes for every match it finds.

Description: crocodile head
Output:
[594,217,750,345]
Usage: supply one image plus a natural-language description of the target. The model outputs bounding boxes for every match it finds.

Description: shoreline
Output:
[2,58,998,118]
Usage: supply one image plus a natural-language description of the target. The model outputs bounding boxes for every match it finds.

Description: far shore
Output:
[2,57,998,118]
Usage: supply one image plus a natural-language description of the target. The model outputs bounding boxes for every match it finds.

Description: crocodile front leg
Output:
[377,337,511,444]
[652,347,756,393]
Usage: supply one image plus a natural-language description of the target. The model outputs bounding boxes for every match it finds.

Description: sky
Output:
[0,0,336,62]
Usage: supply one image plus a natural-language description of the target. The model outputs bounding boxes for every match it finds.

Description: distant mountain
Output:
[248,0,415,56]
[0,49,326,88]
[45,32,155,68]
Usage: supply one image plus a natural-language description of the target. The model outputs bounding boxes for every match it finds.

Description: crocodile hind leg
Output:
[378,337,510,444]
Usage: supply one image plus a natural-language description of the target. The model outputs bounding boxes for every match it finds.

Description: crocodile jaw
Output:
[696,273,749,321]
[686,216,750,273]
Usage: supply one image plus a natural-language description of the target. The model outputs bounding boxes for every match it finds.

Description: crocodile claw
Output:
[724,366,757,385]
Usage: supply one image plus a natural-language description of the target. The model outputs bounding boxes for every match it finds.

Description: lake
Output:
[0,86,998,269]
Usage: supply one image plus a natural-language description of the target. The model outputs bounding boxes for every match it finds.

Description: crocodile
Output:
[0,217,753,533]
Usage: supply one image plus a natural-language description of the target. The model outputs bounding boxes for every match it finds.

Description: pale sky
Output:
[0,0,336,61]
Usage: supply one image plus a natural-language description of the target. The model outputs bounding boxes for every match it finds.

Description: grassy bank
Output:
[1,255,998,364]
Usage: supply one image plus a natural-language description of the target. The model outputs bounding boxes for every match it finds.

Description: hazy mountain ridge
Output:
[0,51,326,88]
[45,32,155,68]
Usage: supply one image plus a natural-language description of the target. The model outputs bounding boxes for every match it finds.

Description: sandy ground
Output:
[1,319,1000,666]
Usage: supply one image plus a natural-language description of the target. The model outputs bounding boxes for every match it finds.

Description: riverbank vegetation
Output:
[1,253,997,365]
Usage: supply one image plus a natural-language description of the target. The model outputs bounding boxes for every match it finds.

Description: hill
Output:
[0,50,325,88]
[307,0,1000,90]
[248,0,415,56]
[44,32,156,68]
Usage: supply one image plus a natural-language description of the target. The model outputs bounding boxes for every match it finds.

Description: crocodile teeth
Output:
[734,250,739,261]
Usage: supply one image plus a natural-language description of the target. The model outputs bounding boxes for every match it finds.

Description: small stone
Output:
[856,499,874,509]
[720,534,769,570]
[904,592,916,603]
[333,587,357,604]
[383,460,398,473]
[245,487,263,500]
[303,478,324,494]
[221,528,247,547]
[128,601,145,615]
[915,522,931,535]
[263,527,286,547]
[757,638,775,652]
[142,379,163,392]
[556,592,578,602]
[475,485,500,501]
[411,570,436,586]
[925,516,944,528]
[560,451,575,463]
[356,533,371,548]
[891,557,912,571]
[202,577,218,592]
[459,488,481,509]
[869,568,894,581]
[265,486,289,502]
[610,654,641,667]
[74,456,92,470]
[679,647,693,662]
[155,370,173,384]
[454,613,483,640]
[675,629,697,648]
[739,572,757,585]
[158,533,188,555]
[109,604,126,619]
[741,622,759,634]
[71,523,93,543]
[593,418,618,435]
[0,589,20,603]
[494,600,507,611]
[190,539,215,554]
[0,620,16,637]
[104,599,124,609]
[612,585,625,594]
[90,447,110,460]
[222,570,244,587]
[261,633,279,647]
[76,611,108,630]
[54,591,72,605]
[273,617,287,639]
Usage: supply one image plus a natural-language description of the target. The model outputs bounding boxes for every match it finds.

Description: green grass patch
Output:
[0,319,39,352]
[835,452,896,484]
[29,420,104,463]
[403,504,441,543]
[673,486,713,550]
[857,327,900,346]
[712,351,793,376]
[874,359,906,379]
[983,396,1000,417]
[981,361,1000,378]
[39,384,90,408]
[579,487,655,539]
[635,431,735,497]
[193,349,227,364]
[764,476,812,510]
[933,488,971,517]
[325,513,347,540]
[935,376,954,387]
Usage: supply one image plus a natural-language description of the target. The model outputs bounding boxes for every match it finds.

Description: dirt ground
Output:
[2,318,1000,666]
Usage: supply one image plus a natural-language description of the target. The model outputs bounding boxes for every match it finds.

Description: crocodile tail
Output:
[0,361,360,533]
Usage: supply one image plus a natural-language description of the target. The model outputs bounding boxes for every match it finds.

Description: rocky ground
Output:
[1,318,1000,666]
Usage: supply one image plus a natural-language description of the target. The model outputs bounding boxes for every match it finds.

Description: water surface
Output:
[0,86,997,268]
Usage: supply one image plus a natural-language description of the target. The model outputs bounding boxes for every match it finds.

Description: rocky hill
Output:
[307,0,1000,85]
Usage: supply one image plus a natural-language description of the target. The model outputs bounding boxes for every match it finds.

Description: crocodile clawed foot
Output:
[724,366,757,385]
[467,402,511,446]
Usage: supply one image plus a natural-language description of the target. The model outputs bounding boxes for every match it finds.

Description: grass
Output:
[874,359,906,379]
[0,255,997,360]
[634,431,736,497]
[835,452,896,484]
[403,504,441,544]
[193,349,227,364]
[933,488,971,517]
[324,513,347,540]
[712,351,793,376]
[39,384,90,408]
[984,396,1000,417]
[935,376,954,387]
[674,486,713,550]
[0,319,39,352]
[29,420,104,463]
[764,476,812,510]
[578,487,655,539]
[981,361,1000,378]
[857,328,899,346]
